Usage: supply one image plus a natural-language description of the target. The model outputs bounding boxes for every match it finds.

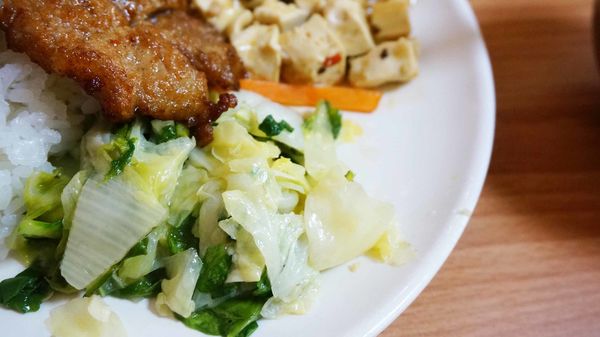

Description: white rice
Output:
[0,33,101,257]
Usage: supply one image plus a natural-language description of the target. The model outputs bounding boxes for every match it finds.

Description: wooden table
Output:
[381,1,600,336]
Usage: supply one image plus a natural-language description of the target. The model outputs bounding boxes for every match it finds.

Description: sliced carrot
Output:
[239,79,382,113]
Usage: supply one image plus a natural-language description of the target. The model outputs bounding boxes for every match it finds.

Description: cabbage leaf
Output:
[61,175,167,290]
[156,248,203,318]
[304,172,395,271]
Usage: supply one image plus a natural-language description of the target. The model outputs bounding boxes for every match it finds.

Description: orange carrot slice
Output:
[239,79,382,113]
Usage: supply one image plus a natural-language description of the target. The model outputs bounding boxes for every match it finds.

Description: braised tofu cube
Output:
[370,0,411,42]
[240,0,265,8]
[296,0,326,12]
[280,15,347,85]
[325,0,374,56]
[226,8,254,38]
[254,0,309,31]
[232,24,282,81]
[208,5,246,32]
[349,38,418,87]
[193,0,235,17]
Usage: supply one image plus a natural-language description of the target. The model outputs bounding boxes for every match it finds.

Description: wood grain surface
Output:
[381,0,600,336]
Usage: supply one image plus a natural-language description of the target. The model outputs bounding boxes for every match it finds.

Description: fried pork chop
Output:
[114,0,189,21]
[153,11,246,91]
[0,0,245,144]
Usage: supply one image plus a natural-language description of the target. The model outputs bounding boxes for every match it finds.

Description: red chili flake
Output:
[323,53,342,68]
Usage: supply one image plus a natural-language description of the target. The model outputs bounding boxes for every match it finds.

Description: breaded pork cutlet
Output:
[114,0,188,21]
[153,11,246,91]
[0,0,245,145]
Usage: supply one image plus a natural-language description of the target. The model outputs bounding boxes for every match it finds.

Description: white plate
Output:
[0,0,495,336]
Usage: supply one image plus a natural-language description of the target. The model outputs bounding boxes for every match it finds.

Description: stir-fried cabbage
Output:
[61,175,168,289]
[118,226,165,282]
[224,223,265,283]
[46,295,127,337]
[156,248,203,318]
[61,171,90,229]
[168,165,208,228]
[128,122,195,205]
[196,179,229,256]
[222,91,305,152]
[304,172,396,270]
[303,101,347,180]
[223,191,317,306]
[1,94,410,337]
[61,120,194,289]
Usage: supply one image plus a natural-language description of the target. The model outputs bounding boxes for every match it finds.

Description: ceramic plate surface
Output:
[0,0,495,336]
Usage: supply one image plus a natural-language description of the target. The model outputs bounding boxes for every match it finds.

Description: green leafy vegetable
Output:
[168,216,199,255]
[86,265,165,299]
[157,124,178,143]
[259,115,294,137]
[84,265,123,297]
[253,269,271,297]
[273,140,304,165]
[9,234,74,295]
[176,123,190,138]
[22,169,70,220]
[324,101,342,139]
[86,227,165,297]
[15,170,69,244]
[304,100,342,140]
[119,226,165,282]
[126,237,149,258]
[61,174,167,290]
[104,123,136,180]
[203,282,254,303]
[114,122,132,139]
[10,237,59,270]
[196,244,233,294]
[237,322,259,337]
[18,219,63,239]
[105,137,135,180]
[45,269,77,294]
[345,170,355,181]
[151,120,190,144]
[181,310,222,335]
[110,269,166,299]
[0,266,52,313]
[180,298,265,337]
[302,100,347,180]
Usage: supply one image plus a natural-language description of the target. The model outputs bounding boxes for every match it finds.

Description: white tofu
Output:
[280,15,347,85]
[254,0,309,31]
[370,0,411,42]
[325,0,374,56]
[201,0,253,36]
[208,6,244,32]
[348,37,418,87]
[193,0,234,17]
[240,0,265,8]
[226,8,254,39]
[295,0,326,12]
[355,0,368,8]
[232,24,282,81]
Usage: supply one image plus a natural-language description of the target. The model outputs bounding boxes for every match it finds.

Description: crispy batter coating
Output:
[0,0,243,131]
[153,11,246,91]
[114,0,189,21]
